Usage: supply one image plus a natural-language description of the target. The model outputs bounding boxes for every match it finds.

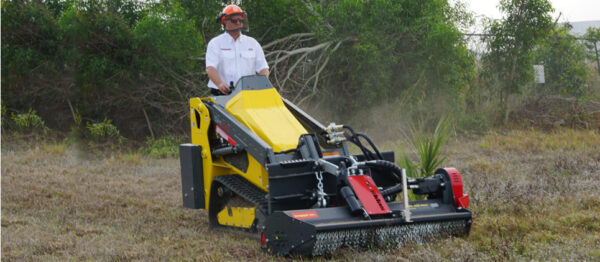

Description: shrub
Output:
[10,109,50,134]
[85,118,125,144]
[141,135,180,158]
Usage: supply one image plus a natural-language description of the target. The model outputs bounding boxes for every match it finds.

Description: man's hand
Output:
[259,68,270,78]
[207,66,230,94]
[217,81,230,94]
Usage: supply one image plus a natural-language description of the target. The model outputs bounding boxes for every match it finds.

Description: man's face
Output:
[224,14,244,31]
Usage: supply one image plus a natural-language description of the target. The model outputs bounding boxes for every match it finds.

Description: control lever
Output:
[229,81,234,94]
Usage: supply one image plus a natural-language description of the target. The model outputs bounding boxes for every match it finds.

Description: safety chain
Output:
[314,170,327,207]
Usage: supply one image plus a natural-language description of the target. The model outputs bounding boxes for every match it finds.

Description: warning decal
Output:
[290,211,319,220]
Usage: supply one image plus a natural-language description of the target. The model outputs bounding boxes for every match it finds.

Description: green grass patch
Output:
[41,143,67,155]
[141,136,181,158]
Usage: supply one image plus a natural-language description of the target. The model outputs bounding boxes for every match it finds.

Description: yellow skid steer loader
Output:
[179,75,471,255]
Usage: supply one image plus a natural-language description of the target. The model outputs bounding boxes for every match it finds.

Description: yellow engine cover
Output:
[225,88,307,153]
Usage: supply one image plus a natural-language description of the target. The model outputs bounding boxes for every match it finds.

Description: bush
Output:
[141,135,181,158]
[9,109,50,134]
[82,118,126,145]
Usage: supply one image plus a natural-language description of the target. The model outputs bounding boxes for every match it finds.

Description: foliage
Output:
[311,0,475,112]
[2,0,598,140]
[534,24,590,97]
[232,0,312,43]
[2,0,205,138]
[583,27,600,59]
[166,0,223,37]
[483,0,554,98]
[402,117,452,178]
[141,135,181,158]
[9,109,51,134]
[583,27,600,82]
[85,118,125,144]
[1,0,476,138]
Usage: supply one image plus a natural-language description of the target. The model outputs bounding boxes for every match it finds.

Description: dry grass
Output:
[2,129,600,261]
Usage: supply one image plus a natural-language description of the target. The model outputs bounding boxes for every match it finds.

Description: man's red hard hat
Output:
[216,4,246,24]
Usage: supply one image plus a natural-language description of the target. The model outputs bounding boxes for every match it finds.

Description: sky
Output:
[459,0,600,22]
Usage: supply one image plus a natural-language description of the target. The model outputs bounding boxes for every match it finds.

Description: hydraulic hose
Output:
[363,160,402,183]
[380,183,403,197]
[343,130,371,159]
[340,186,370,219]
[361,160,412,198]
[212,146,240,157]
[355,133,383,160]
[339,126,404,198]
[343,125,380,160]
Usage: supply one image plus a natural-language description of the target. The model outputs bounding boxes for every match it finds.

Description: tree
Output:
[1,0,65,119]
[534,24,589,97]
[1,0,479,138]
[1,0,206,137]
[257,0,475,119]
[483,0,554,120]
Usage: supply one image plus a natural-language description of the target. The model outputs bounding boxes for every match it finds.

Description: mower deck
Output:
[264,201,471,255]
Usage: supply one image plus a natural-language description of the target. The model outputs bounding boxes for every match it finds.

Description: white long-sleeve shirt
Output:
[205,32,269,89]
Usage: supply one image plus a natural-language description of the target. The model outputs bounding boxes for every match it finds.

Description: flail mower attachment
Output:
[179,75,472,256]
[263,158,471,255]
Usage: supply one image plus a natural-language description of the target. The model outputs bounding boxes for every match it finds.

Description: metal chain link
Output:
[314,170,327,207]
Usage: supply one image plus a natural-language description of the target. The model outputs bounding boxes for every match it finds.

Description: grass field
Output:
[2,128,599,261]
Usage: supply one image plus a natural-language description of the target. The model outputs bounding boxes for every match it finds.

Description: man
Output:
[205,4,269,96]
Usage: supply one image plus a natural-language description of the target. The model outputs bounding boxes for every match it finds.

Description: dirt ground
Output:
[2,128,599,261]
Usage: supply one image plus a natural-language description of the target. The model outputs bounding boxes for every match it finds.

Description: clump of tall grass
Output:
[401,117,452,178]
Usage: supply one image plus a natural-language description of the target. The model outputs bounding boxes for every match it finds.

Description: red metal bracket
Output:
[347,175,391,215]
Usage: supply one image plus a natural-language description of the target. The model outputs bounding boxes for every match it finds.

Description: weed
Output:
[141,136,181,158]
[65,116,127,151]
[86,118,126,144]
[9,109,50,134]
